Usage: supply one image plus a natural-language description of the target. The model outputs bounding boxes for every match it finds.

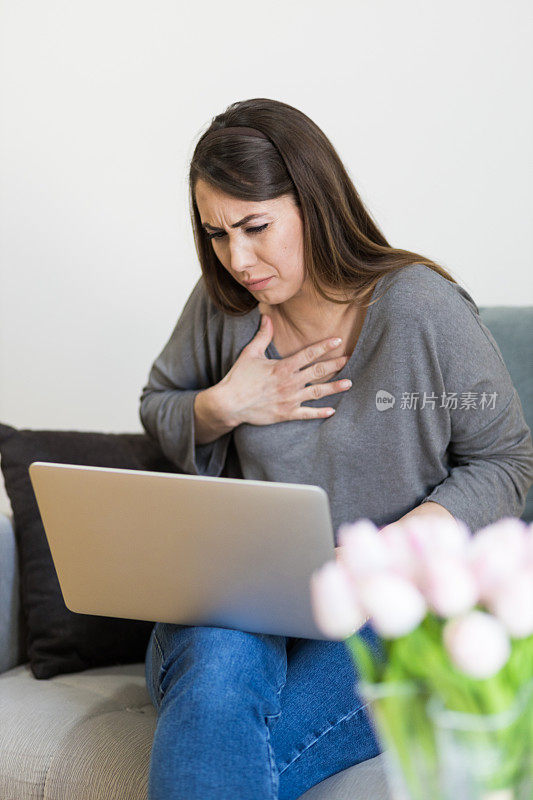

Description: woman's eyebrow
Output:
[202,213,266,231]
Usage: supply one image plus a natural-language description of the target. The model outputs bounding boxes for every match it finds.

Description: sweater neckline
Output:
[255,273,387,379]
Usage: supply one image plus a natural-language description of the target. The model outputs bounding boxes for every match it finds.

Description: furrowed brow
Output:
[201,213,266,231]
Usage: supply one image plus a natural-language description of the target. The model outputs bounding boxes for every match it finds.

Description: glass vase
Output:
[359,678,533,800]
[359,679,441,800]
[427,677,533,800]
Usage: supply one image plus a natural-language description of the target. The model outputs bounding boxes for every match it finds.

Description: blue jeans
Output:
[145,620,383,800]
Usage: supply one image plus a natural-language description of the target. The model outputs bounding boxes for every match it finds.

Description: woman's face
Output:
[195,178,306,301]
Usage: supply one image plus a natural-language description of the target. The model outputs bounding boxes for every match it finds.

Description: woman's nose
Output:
[228,240,258,273]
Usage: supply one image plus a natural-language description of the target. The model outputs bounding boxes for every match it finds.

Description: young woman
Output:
[139,97,533,800]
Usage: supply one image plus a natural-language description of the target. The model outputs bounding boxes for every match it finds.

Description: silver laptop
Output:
[28,462,337,640]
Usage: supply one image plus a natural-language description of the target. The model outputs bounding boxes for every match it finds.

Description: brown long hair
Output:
[189,97,458,316]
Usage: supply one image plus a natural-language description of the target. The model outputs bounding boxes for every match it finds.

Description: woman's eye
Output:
[206,224,268,241]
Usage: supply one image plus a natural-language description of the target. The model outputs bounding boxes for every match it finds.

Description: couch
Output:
[1,304,532,800]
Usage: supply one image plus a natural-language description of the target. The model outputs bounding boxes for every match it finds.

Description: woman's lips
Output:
[245,276,273,290]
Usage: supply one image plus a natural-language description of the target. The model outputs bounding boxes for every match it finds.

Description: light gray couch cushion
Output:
[0,662,154,800]
[0,511,21,674]
[0,661,390,799]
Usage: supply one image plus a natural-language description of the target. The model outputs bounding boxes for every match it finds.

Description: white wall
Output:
[1,0,532,514]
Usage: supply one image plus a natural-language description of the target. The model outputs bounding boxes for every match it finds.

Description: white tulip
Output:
[337,519,391,579]
[420,555,479,618]
[467,518,528,602]
[488,568,533,638]
[310,560,367,640]
[443,611,511,679]
[357,572,427,638]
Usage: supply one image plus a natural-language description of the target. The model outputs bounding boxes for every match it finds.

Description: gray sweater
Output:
[139,263,533,538]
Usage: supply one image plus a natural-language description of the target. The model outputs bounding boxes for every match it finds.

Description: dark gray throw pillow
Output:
[0,422,180,679]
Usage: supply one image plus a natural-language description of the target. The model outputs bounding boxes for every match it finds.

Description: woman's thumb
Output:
[258,314,273,342]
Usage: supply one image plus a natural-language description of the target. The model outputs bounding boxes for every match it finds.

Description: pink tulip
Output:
[443,610,511,679]
[379,525,421,584]
[378,515,471,589]
[523,524,533,569]
[310,561,368,640]
[400,515,471,562]
[467,518,529,603]
[337,519,391,580]
[419,554,479,618]
[357,572,427,638]
[487,568,533,638]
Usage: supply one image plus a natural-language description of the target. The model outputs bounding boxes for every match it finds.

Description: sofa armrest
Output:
[0,512,26,673]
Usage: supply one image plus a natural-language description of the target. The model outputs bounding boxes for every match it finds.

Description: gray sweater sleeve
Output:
[410,275,533,531]
[139,276,231,476]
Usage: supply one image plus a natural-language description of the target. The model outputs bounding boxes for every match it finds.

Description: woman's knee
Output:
[151,624,287,709]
